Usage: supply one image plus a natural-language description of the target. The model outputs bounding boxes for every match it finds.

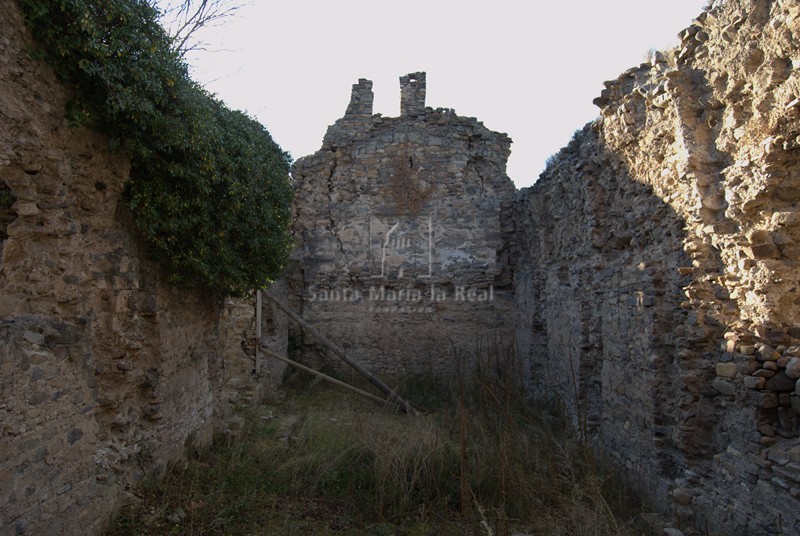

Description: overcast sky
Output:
[177,0,707,188]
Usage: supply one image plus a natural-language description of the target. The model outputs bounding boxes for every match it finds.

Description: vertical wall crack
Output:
[325,153,353,275]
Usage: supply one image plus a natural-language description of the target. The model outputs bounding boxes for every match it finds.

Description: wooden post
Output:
[265,294,417,415]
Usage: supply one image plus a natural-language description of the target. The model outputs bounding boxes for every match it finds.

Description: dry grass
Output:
[105,349,646,536]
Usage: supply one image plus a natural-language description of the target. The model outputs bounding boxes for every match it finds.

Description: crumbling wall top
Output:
[344,78,374,117]
[400,71,426,117]
[321,71,511,155]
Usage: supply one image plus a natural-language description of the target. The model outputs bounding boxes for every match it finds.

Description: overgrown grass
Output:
[106,348,645,536]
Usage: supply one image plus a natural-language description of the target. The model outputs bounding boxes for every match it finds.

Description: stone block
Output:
[786,357,800,379]
[738,361,761,375]
[15,201,39,216]
[739,345,756,356]
[753,369,776,379]
[757,345,782,362]
[765,372,797,392]
[712,378,736,395]
[716,362,739,378]
[22,331,45,346]
[744,376,766,390]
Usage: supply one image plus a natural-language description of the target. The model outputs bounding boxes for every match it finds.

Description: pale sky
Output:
[177,1,707,188]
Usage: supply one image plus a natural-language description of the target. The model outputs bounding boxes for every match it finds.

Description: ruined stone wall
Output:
[0,2,285,533]
[513,0,800,533]
[291,73,516,377]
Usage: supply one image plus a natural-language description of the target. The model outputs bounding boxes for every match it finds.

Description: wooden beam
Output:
[260,347,390,407]
[265,294,417,415]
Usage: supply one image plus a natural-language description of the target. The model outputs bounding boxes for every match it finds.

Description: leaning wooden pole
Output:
[260,348,390,407]
[266,295,417,415]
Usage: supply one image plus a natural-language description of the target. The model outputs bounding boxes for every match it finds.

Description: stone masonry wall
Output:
[513,0,800,533]
[6,0,799,534]
[0,2,285,534]
[291,73,516,377]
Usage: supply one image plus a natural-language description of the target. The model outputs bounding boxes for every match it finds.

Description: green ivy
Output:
[18,0,293,296]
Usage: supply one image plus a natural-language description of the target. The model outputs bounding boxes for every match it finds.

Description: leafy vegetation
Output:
[18,0,293,295]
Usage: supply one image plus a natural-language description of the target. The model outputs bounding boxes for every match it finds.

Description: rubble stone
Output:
[290,72,516,377]
[511,1,800,533]
[0,3,287,534]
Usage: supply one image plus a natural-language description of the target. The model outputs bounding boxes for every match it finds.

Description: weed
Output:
[106,344,643,536]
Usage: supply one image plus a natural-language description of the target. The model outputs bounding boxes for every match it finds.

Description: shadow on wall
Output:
[1,180,14,242]
[513,123,763,531]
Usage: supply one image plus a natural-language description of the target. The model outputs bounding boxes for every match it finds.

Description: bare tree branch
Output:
[152,0,245,56]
